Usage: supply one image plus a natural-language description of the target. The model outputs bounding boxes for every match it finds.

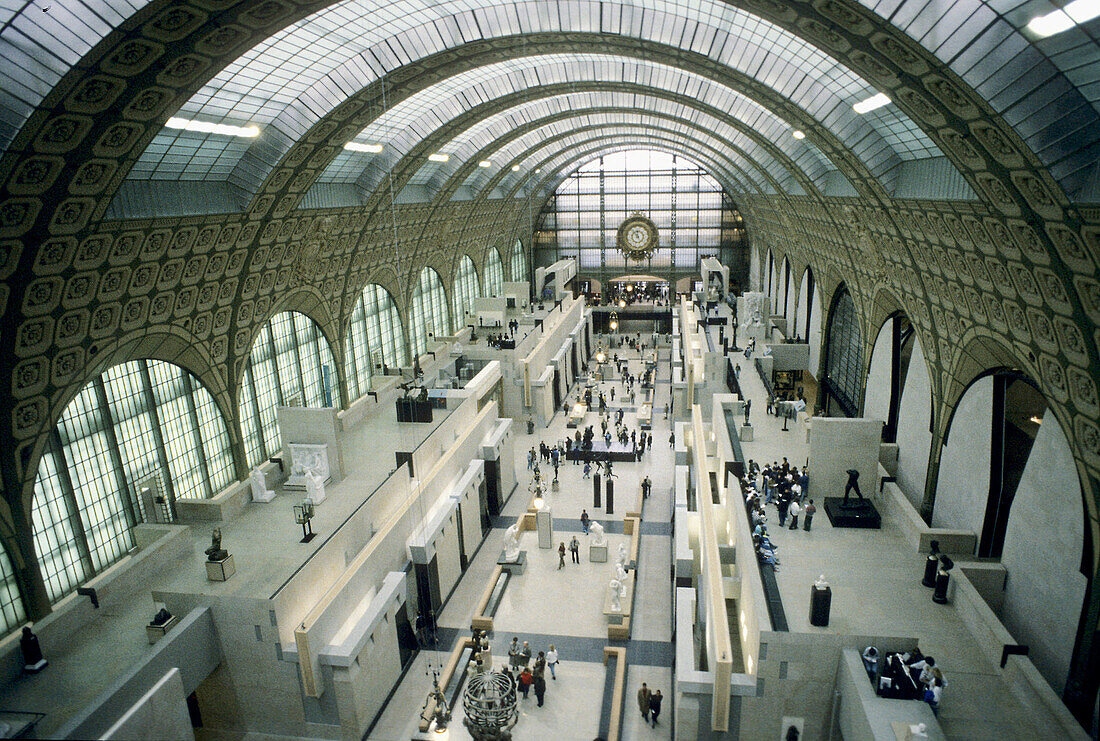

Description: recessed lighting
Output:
[792,130,805,140]
[1027,0,1100,37]
[853,93,891,114]
[511,164,520,171]
[165,117,259,138]
[344,142,383,153]
[478,160,492,168]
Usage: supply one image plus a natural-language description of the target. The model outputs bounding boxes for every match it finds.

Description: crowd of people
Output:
[738,458,815,572]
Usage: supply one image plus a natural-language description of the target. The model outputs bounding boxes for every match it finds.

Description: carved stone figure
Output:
[590,520,607,546]
[616,542,629,567]
[503,523,521,561]
[250,466,274,502]
[609,579,624,612]
[614,563,629,583]
[205,527,228,562]
[304,470,326,504]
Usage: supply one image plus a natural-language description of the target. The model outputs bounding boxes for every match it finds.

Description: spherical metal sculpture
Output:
[462,669,518,740]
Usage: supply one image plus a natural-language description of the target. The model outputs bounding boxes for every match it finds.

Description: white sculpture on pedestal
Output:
[614,563,628,583]
[249,466,275,503]
[615,542,629,567]
[609,579,624,612]
[590,521,607,546]
[503,523,521,561]
[304,470,326,505]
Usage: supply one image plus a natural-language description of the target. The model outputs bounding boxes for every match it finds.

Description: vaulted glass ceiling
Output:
[2,0,1096,199]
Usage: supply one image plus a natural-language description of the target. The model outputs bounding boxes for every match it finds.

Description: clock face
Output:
[616,214,658,261]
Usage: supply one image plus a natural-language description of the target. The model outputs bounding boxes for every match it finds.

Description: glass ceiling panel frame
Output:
[128,0,940,190]
[449,112,780,197]
[461,123,769,198]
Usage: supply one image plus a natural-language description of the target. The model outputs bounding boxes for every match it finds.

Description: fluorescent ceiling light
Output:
[1028,0,1100,36]
[428,153,449,162]
[792,130,806,140]
[511,165,520,171]
[853,93,891,114]
[478,160,492,168]
[344,142,383,153]
[165,117,259,138]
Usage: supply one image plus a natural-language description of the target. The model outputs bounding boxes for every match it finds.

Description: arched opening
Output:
[239,311,338,467]
[483,248,505,297]
[795,267,822,373]
[409,267,451,358]
[821,284,862,417]
[33,359,236,602]
[509,238,527,282]
[864,313,915,443]
[345,284,408,402]
[0,545,26,637]
[452,255,480,333]
[531,150,747,291]
[934,373,1087,695]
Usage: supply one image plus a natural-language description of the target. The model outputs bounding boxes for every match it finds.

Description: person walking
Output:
[533,671,547,707]
[649,689,663,726]
[558,542,566,569]
[546,645,559,679]
[518,668,533,699]
[669,430,675,447]
[637,683,651,722]
[580,509,590,534]
[569,536,580,564]
[803,499,817,531]
[534,651,546,677]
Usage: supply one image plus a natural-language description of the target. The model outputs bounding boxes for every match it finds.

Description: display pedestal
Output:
[498,550,528,575]
[590,544,608,563]
[536,509,553,549]
[740,424,753,442]
[603,574,634,625]
[146,615,179,644]
[205,554,236,582]
[823,497,881,529]
[810,584,831,627]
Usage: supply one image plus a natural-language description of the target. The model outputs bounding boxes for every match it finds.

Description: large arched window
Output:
[0,546,26,636]
[532,151,746,284]
[32,360,235,602]
[510,238,527,282]
[822,286,862,417]
[345,284,408,401]
[452,256,479,333]
[239,311,337,466]
[483,248,504,297]
[409,267,450,358]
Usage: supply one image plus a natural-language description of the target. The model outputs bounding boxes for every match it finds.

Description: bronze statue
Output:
[205,527,228,562]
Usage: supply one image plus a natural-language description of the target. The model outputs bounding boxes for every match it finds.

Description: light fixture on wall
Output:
[478,160,492,168]
[792,130,806,140]
[428,153,449,162]
[165,117,259,137]
[344,141,383,153]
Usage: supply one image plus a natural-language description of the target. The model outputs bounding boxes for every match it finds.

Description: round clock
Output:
[616,214,659,261]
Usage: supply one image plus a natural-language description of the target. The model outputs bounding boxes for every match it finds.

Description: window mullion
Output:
[92,377,138,530]
[138,360,179,519]
[267,328,285,407]
[47,429,96,577]
[181,373,215,498]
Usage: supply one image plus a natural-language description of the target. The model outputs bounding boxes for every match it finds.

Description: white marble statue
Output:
[614,563,629,583]
[615,542,629,567]
[249,466,274,503]
[503,523,521,561]
[590,520,607,546]
[609,578,624,612]
[304,470,326,505]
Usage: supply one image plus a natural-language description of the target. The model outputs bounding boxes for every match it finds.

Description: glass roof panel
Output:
[128,0,934,188]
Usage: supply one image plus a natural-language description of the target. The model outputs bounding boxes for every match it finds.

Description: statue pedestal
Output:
[740,424,753,442]
[497,550,527,575]
[205,554,236,582]
[589,543,608,562]
[146,615,179,644]
[251,486,275,503]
